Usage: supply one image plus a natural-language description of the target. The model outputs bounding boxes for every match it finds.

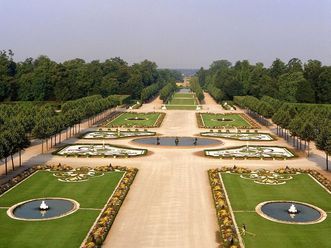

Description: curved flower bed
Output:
[82,166,138,248]
[240,169,293,185]
[52,167,104,182]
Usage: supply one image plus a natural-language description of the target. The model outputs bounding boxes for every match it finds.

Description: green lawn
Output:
[168,98,197,105]
[0,170,124,248]
[166,92,198,110]
[173,93,195,98]
[221,173,331,248]
[200,113,252,128]
[106,112,162,127]
[165,105,197,110]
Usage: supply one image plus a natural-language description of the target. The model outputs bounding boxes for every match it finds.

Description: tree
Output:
[269,58,286,79]
[278,72,314,103]
[300,122,315,156]
[316,124,331,170]
[317,67,331,103]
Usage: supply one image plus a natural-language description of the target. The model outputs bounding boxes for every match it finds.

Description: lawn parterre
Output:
[197,113,259,129]
[54,144,147,158]
[104,112,165,128]
[0,164,138,248]
[208,167,331,248]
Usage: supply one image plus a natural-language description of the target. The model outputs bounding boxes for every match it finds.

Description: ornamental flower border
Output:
[208,166,331,248]
[81,165,138,248]
[196,112,260,129]
[104,112,166,128]
[208,167,251,248]
[0,164,138,248]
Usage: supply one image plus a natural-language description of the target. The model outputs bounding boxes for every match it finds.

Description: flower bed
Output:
[53,144,147,158]
[205,145,296,159]
[82,166,138,248]
[208,167,251,248]
[200,132,274,141]
[80,130,156,139]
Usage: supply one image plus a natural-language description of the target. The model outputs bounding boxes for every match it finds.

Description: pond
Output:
[7,198,79,221]
[256,201,327,224]
[132,136,222,147]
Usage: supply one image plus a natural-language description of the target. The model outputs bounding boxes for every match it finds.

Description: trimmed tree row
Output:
[234,96,331,170]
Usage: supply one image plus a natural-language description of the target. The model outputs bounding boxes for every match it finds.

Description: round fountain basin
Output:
[256,201,327,224]
[132,137,222,147]
[126,117,147,121]
[7,198,79,221]
[216,118,233,122]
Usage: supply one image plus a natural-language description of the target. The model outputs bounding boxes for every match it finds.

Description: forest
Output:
[197,58,331,104]
[0,50,182,102]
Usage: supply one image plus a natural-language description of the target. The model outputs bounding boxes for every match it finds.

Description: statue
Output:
[39,200,49,211]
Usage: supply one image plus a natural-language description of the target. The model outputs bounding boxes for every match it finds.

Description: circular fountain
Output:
[216,118,234,122]
[256,201,327,224]
[126,117,148,121]
[132,136,222,147]
[7,198,79,221]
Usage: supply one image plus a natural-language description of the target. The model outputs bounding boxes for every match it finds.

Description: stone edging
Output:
[255,200,327,225]
[7,197,80,221]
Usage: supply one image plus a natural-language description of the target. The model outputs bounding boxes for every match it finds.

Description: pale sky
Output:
[1,0,330,68]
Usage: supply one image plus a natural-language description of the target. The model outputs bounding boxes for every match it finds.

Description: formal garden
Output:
[197,113,259,129]
[209,167,331,248]
[81,130,156,139]
[200,131,274,141]
[0,164,137,248]
[54,144,147,158]
[104,112,165,128]
[205,145,295,159]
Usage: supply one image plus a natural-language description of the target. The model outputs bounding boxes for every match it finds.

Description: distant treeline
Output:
[197,58,331,104]
[0,50,182,102]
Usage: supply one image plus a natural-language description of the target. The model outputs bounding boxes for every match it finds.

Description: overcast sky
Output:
[1,0,331,68]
